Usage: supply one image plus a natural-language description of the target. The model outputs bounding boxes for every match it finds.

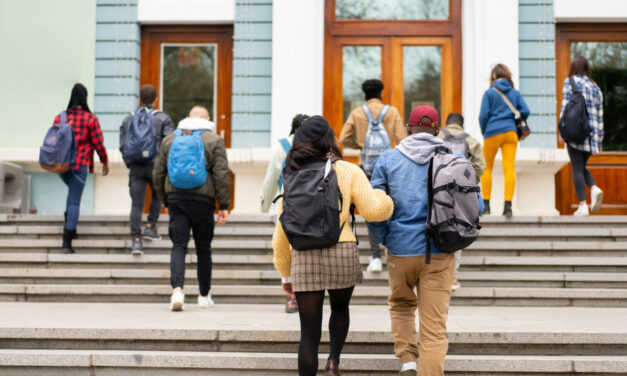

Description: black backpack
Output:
[275,158,345,250]
[559,77,590,144]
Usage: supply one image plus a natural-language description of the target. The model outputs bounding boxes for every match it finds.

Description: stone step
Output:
[2,253,626,273]
[2,224,626,241]
[1,350,625,375]
[1,267,626,288]
[2,284,627,306]
[1,239,626,258]
[1,303,625,356]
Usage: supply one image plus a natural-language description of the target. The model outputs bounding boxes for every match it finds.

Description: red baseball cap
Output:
[407,105,439,127]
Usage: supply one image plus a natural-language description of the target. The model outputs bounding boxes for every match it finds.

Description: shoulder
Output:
[334,160,362,177]
[86,111,100,124]
[155,111,173,122]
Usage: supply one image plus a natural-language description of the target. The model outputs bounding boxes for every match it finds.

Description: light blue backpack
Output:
[361,104,391,177]
[167,129,207,190]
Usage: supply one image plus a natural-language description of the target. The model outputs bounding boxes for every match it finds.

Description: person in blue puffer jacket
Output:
[478,63,530,217]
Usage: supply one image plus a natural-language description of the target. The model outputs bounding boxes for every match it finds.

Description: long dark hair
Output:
[285,127,342,173]
[66,83,91,113]
[569,56,593,78]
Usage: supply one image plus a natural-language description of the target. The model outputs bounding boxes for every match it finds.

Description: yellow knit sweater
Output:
[272,160,394,278]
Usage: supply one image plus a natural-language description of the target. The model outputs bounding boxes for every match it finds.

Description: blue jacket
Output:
[367,134,445,257]
[479,78,530,139]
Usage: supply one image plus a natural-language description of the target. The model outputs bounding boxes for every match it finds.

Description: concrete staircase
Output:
[0,214,626,375]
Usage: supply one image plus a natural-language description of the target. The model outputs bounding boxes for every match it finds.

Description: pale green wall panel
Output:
[94,96,137,114]
[26,172,95,215]
[96,41,140,59]
[232,77,272,95]
[520,59,555,76]
[233,41,273,58]
[519,41,555,59]
[98,114,129,132]
[96,5,138,22]
[95,77,139,95]
[233,59,273,76]
[525,96,557,115]
[232,114,272,130]
[97,23,140,41]
[0,0,96,148]
[236,5,272,21]
[95,59,140,77]
[232,95,273,112]
[519,23,554,41]
[231,131,270,148]
[519,4,553,22]
[235,23,273,40]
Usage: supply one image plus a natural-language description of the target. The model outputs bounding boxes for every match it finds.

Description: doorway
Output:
[323,0,462,143]
[140,25,235,212]
[555,23,627,215]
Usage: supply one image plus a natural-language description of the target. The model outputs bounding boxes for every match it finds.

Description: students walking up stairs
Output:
[0,213,626,374]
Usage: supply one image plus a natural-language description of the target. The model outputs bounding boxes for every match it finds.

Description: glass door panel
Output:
[162,45,217,126]
[402,46,442,123]
[342,46,382,121]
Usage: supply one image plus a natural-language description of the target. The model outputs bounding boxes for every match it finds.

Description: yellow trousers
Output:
[482,131,518,201]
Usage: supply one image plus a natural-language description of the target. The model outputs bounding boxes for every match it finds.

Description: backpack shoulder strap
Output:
[362,104,375,123]
[492,87,521,119]
[376,105,390,123]
[278,138,291,154]
[441,128,451,137]
[425,157,435,265]
[59,111,67,124]
[569,76,579,94]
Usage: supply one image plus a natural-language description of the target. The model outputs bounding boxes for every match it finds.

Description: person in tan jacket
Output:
[437,112,485,291]
[339,79,405,273]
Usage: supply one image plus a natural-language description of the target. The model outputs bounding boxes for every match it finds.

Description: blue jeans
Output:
[59,166,87,230]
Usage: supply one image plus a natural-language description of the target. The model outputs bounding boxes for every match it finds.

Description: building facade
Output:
[0,0,625,215]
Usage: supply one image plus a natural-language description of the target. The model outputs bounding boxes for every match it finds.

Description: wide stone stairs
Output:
[0,214,626,375]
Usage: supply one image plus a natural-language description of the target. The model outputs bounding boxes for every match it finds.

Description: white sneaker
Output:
[367,257,383,273]
[198,294,214,308]
[170,291,185,311]
[573,204,589,217]
[590,186,603,213]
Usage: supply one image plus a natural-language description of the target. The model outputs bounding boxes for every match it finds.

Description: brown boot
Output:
[324,359,340,375]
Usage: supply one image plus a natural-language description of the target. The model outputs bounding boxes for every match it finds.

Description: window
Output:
[335,0,448,20]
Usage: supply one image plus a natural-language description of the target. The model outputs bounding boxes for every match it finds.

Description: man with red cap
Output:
[367,105,463,376]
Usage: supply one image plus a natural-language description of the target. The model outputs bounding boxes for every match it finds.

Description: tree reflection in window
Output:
[163,45,216,127]
[342,46,381,122]
[403,46,441,123]
[336,0,448,20]
[571,42,627,151]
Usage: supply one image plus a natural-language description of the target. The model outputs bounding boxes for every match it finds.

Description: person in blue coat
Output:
[479,64,530,217]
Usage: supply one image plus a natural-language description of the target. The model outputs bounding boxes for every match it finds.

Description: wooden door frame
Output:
[323,0,462,137]
[140,25,233,147]
[554,23,627,214]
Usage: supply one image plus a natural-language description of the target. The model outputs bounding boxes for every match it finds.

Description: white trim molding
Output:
[138,0,235,24]
[554,0,627,23]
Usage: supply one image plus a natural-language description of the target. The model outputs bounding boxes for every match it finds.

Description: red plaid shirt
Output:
[53,109,108,172]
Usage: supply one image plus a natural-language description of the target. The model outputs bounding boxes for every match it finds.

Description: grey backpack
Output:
[425,146,481,263]
[441,128,470,159]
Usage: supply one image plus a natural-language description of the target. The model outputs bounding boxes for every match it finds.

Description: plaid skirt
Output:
[291,242,363,292]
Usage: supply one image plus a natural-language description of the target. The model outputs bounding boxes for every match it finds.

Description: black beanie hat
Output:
[294,115,331,143]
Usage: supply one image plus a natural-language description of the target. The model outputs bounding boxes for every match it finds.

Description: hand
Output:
[282,282,293,295]
[558,134,565,145]
[102,162,109,176]
[216,210,228,225]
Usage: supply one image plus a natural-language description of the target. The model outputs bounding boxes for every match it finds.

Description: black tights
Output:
[295,286,355,376]
[567,145,596,202]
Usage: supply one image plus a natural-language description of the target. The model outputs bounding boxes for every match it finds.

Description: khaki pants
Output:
[387,252,455,376]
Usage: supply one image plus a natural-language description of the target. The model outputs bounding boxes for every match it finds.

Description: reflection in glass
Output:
[163,45,216,126]
[342,46,381,122]
[403,46,441,123]
[336,0,448,20]
[571,42,627,151]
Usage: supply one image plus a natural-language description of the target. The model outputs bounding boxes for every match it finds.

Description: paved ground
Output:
[1,302,626,335]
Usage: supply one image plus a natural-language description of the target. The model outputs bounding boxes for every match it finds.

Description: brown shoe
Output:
[398,370,417,376]
[285,295,298,313]
[324,359,340,375]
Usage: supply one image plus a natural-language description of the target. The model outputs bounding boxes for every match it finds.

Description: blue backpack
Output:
[39,112,75,174]
[167,129,208,190]
[277,137,291,191]
[361,104,391,177]
[122,108,158,163]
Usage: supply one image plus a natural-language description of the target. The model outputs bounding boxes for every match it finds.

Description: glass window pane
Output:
[403,46,441,123]
[571,42,627,151]
[342,46,381,122]
[336,0,448,20]
[162,45,216,126]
